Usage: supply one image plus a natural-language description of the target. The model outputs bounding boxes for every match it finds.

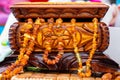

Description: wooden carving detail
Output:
[9,18,109,52]
[11,7,108,20]
[0,53,119,74]
[28,53,118,72]
[9,22,19,50]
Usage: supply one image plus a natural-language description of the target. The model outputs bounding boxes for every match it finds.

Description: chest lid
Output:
[10,2,109,22]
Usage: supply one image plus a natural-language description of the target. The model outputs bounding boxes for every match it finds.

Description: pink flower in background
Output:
[0,0,48,25]
[90,0,101,2]
[0,0,29,25]
[0,0,12,25]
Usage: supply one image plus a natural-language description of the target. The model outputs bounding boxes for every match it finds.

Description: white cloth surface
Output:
[101,4,115,26]
[0,13,17,62]
[0,13,120,67]
[104,27,120,67]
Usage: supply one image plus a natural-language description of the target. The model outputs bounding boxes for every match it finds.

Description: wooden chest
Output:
[0,2,119,80]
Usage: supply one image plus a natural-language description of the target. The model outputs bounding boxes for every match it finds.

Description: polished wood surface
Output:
[10,2,109,21]
[9,20,109,52]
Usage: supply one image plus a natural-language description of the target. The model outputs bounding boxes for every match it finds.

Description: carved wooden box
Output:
[1,2,119,79]
[9,2,109,52]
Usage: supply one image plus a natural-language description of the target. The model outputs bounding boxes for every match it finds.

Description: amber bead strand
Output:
[43,18,64,65]
[75,18,98,77]
[1,18,41,79]
[71,18,85,77]
[16,18,40,74]
[43,41,64,65]
[16,18,33,64]
[1,19,33,80]
[17,17,41,70]
[14,18,40,70]
[71,19,85,77]
[71,18,83,70]
[85,18,98,77]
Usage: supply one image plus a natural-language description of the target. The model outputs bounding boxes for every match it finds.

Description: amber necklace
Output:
[1,18,41,79]
[43,18,64,65]
[75,18,98,77]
